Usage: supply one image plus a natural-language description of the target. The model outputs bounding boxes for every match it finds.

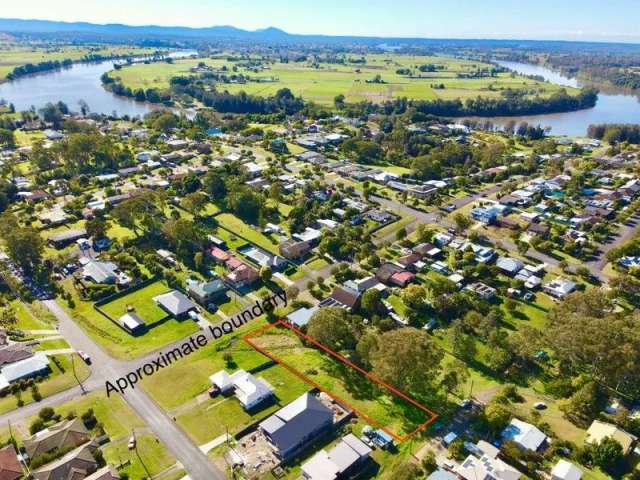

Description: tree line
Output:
[588,123,640,144]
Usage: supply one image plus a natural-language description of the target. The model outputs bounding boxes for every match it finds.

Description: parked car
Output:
[78,350,91,364]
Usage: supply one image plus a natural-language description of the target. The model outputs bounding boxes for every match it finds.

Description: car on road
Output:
[78,350,92,364]
[442,204,457,213]
[534,402,547,410]
[128,436,136,450]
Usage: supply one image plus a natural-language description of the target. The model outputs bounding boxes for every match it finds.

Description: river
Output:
[474,61,640,137]
[0,55,637,135]
[0,51,197,118]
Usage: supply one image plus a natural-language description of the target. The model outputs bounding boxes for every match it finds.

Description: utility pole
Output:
[70,353,86,395]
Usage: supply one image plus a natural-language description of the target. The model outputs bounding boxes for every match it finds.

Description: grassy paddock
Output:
[109,53,579,106]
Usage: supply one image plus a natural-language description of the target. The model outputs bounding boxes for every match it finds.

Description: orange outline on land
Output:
[243,320,438,442]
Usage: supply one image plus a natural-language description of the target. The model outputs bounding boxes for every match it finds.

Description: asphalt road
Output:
[39,300,227,480]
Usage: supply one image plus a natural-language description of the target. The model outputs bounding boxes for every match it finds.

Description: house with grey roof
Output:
[187,279,227,307]
[153,290,197,319]
[259,393,333,460]
[301,433,372,480]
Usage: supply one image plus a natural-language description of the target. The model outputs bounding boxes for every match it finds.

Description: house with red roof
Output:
[390,271,415,288]
[0,445,23,480]
[207,247,230,264]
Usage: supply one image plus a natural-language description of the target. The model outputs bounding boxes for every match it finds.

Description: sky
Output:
[3,0,640,43]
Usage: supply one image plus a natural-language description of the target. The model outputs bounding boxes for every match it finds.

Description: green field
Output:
[108,53,579,106]
[62,280,200,360]
[0,42,158,81]
[250,327,434,438]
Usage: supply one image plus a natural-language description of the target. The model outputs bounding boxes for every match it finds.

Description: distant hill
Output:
[0,18,639,52]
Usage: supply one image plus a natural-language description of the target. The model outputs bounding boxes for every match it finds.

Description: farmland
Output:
[0,41,158,81]
[106,53,580,106]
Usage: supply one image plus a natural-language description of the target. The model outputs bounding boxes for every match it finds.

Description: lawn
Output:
[12,300,56,331]
[62,280,200,360]
[99,281,170,325]
[103,433,179,480]
[216,213,280,254]
[33,338,70,351]
[0,353,90,415]
[305,257,329,271]
[177,363,310,444]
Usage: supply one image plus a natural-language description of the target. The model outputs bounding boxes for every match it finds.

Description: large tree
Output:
[307,308,355,351]
[369,328,443,396]
[0,213,44,273]
[547,289,640,395]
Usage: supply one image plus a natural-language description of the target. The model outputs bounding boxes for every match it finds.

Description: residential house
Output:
[375,263,414,287]
[293,228,322,246]
[23,417,90,459]
[0,445,22,480]
[0,343,33,367]
[84,466,121,480]
[187,279,227,307]
[279,239,312,260]
[465,282,497,300]
[496,257,524,276]
[502,418,548,452]
[397,252,422,270]
[297,151,327,164]
[286,306,320,328]
[543,277,577,299]
[389,271,415,288]
[153,290,197,319]
[32,443,97,480]
[471,206,498,224]
[326,286,361,311]
[526,222,550,238]
[412,243,436,257]
[224,259,259,289]
[455,454,521,480]
[585,420,637,455]
[366,210,394,224]
[80,260,131,286]
[210,369,274,410]
[48,229,87,249]
[0,353,50,391]
[208,246,230,264]
[301,433,372,480]
[343,276,381,294]
[551,460,582,480]
[207,235,228,250]
[259,393,334,460]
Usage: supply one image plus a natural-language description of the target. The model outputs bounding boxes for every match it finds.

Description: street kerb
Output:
[243,319,439,442]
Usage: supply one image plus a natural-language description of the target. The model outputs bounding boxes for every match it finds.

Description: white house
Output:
[210,369,274,410]
[551,460,582,480]
[502,418,548,452]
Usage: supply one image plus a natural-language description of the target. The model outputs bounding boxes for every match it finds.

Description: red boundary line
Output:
[243,319,438,442]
